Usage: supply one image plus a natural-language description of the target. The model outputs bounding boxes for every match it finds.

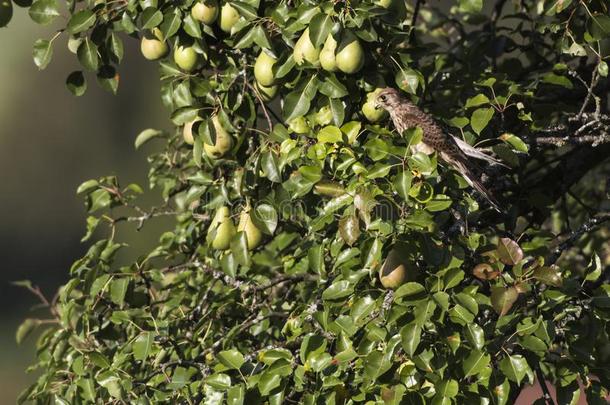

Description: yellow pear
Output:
[140,28,168,61]
[336,32,365,74]
[191,0,218,25]
[379,246,409,289]
[219,3,240,33]
[203,115,233,159]
[254,51,277,87]
[183,117,202,145]
[237,209,262,250]
[319,34,338,72]
[293,28,320,66]
[208,206,236,250]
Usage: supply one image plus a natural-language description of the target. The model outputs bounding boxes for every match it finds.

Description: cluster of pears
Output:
[191,0,241,34]
[140,27,201,72]
[183,114,233,159]
[293,28,365,74]
[207,206,262,251]
[141,0,243,70]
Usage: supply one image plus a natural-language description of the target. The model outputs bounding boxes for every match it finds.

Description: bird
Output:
[374,87,503,211]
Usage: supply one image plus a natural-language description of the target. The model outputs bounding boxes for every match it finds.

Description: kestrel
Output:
[375,87,502,211]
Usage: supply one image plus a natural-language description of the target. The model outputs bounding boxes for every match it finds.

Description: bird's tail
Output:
[450,157,501,212]
[451,135,509,168]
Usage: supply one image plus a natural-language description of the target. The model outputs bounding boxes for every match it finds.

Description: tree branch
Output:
[546,212,610,264]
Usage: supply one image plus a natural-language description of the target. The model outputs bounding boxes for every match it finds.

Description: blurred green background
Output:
[0,8,172,402]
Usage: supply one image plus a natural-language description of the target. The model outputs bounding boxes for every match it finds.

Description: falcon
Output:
[375,87,504,211]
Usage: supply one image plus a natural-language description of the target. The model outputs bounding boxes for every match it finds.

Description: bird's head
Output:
[374,87,406,112]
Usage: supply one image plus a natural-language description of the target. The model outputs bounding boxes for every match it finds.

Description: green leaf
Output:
[133,332,153,361]
[317,125,343,143]
[462,350,490,377]
[363,350,392,381]
[319,75,348,98]
[435,379,458,398]
[465,94,490,108]
[322,280,353,300]
[283,75,318,121]
[470,107,494,135]
[491,286,519,316]
[251,204,278,235]
[499,133,529,153]
[541,73,573,89]
[67,10,96,34]
[459,0,483,13]
[465,323,485,350]
[140,7,163,29]
[394,171,412,201]
[33,39,53,70]
[339,214,360,246]
[77,38,99,72]
[135,128,165,149]
[584,253,602,281]
[261,151,281,182]
[258,372,281,395]
[217,349,245,370]
[110,278,129,305]
[29,0,60,25]
[160,8,182,39]
[400,323,421,356]
[533,265,563,287]
[589,13,610,39]
[16,319,40,344]
[207,373,232,390]
[308,13,332,48]
[499,355,530,384]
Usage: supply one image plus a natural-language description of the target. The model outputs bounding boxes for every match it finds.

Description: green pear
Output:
[191,0,218,25]
[293,28,320,66]
[174,45,199,72]
[319,34,338,72]
[219,3,240,33]
[254,51,277,87]
[237,209,262,250]
[0,0,12,28]
[362,88,388,122]
[204,115,233,159]
[140,28,168,61]
[336,32,364,74]
[379,246,410,289]
[208,206,236,250]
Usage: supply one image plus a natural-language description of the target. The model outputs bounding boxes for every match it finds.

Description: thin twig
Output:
[547,213,610,264]
[245,81,274,133]
[409,0,423,44]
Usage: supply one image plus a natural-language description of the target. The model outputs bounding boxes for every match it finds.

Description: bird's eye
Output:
[379,95,387,102]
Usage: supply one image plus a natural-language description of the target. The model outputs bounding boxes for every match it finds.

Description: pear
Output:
[254,51,277,87]
[237,209,262,250]
[203,115,233,159]
[219,3,240,33]
[208,206,236,250]
[183,117,202,145]
[336,32,364,74]
[174,45,199,72]
[362,88,388,122]
[0,0,12,28]
[140,28,168,61]
[293,28,320,66]
[379,246,410,289]
[319,34,338,72]
[191,0,218,25]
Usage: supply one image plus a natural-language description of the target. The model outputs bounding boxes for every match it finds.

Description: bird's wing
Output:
[450,135,509,168]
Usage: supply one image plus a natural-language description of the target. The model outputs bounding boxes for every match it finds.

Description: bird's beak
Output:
[374,100,381,110]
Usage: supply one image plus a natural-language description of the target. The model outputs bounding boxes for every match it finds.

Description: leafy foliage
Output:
[7,0,610,403]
